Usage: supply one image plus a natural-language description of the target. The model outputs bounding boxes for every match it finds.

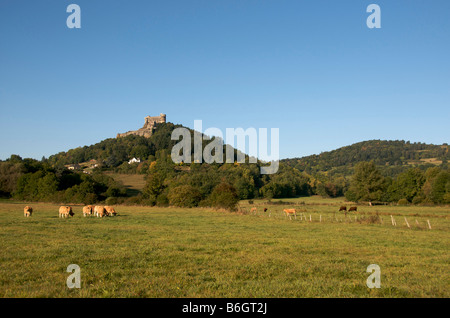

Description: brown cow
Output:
[104,206,116,217]
[348,206,357,212]
[94,205,106,218]
[250,207,257,215]
[24,206,33,217]
[263,208,268,213]
[339,206,347,211]
[59,206,73,218]
[82,205,94,217]
[283,208,297,219]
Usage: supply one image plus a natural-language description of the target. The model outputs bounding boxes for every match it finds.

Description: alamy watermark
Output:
[366,4,381,29]
[171,120,279,174]
[65,4,381,30]
[66,264,81,289]
[66,4,81,29]
[366,264,381,288]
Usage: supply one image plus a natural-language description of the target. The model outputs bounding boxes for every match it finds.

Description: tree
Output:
[429,171,450,204]
[0,161,24,197]
[345,161,386,202]
[143,172,165,199]
[168,185,202,207]
[130,145,151,160]
[387,168,425,202]
[208,182,239,211]
[7,154,23,163]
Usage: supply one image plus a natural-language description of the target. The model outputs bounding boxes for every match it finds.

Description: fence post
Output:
[404,217,410,229]
[391,215,396,226]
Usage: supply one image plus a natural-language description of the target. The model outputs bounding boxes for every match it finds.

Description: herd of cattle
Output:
[22,204,357,219]
[248,205,358,218]
[23,205,117,218]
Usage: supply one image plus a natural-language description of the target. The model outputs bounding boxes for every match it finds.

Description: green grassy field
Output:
[105,173,146,196]
[0,197,449,298]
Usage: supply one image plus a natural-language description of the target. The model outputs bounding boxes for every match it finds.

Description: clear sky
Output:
[0,0,449,160]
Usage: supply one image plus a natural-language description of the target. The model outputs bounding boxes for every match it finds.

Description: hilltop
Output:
[47,122,182,171]
[282,140,449,177]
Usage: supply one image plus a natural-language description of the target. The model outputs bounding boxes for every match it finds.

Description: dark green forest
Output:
[282,140,449,177]
[0,123,448,209]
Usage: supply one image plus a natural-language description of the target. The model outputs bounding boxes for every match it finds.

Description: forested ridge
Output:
[282,140,449,176]
[1,123,448,208]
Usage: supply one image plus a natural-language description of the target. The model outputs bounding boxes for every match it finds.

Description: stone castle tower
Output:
[117,113,166,138]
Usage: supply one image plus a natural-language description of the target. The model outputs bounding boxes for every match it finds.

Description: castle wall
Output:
[117,114,166,138]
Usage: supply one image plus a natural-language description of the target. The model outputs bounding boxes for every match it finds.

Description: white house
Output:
[67,163,81,170]
[128,158,141,164]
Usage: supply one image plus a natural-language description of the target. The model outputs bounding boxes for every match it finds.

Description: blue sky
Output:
[0,0,449,160]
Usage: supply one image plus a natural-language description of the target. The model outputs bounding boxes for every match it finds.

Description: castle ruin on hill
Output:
[117,114,166,138]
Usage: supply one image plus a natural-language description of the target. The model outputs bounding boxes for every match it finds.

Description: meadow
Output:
[104,172,146,197]
[0,197,448,298]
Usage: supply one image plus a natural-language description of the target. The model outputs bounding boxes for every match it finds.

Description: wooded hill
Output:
[1,123,448,206]
[47,125,449,177]
[47,123,182,170]
[282,140,449,177]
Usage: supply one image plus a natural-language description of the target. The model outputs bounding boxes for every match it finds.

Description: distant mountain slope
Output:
[48,122,182,168]
[48,124,449,179]
[47,122,248,171]
[282,140,449,176]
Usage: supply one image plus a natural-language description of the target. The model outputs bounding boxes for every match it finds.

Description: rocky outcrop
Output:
[117,114,166,138]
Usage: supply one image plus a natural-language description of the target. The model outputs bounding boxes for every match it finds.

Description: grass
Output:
[105,173,146,196]
[0,197,449,298]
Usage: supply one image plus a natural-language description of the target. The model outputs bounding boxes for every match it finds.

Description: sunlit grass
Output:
[0,199,448,297]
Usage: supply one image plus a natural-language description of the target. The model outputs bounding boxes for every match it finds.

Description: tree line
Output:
[345,161,449,204]
[1,123,448,210]
[0,155,126,204]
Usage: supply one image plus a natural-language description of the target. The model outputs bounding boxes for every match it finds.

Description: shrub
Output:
[167,185,201,207]
[124,197,141,205]
[411,195,424,205]
[142,195,157,206]
[105,196,118,205]
[344,190,358,202]
[357,213,382,224]
[443,192,450,204]
[141,198,157,206]
[397,198,409,206]
[156,193,169,207]
[266,200,294,205]
[208,182,239,211]
[83,193,98,205]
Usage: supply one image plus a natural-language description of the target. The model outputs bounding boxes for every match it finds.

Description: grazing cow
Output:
[250,207,257,215]
[94,205,106,218]
[263,208,268,213]
[82,205,94,217]
[104,206,116,217]
[348,206,357,212]
[283,208,297,219]
[339,206,347,212]
[24,206,33,217]
[59,206,73,218]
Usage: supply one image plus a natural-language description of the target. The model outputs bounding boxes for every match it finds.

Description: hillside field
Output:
[0,197,449,298]
[104,172,146,196]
